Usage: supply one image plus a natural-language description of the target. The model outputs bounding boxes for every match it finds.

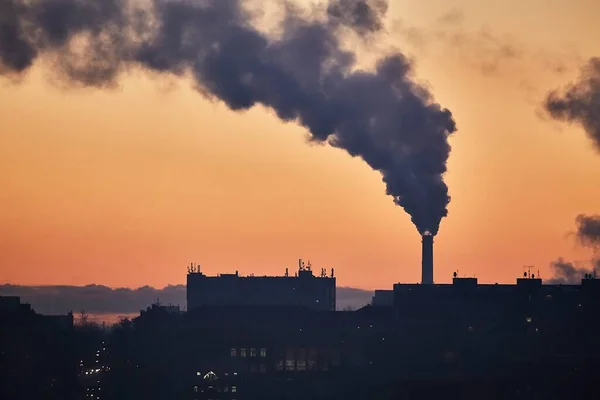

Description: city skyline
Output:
[2,0,600,291]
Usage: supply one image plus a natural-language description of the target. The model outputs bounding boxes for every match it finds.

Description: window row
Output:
[193,385,237,393]
[230,348,267,357]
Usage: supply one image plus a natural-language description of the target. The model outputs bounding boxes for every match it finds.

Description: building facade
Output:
[187,260,336,311]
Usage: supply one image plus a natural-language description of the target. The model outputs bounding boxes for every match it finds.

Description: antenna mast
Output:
[522,265,534,279]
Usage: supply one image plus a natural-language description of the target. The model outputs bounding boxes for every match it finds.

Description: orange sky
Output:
[1,0,600,290]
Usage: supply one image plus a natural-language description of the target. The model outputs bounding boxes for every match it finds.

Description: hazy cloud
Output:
[393,9,579,80]
[336,286,374,309]
[436,9,463,25]
[0,284,374,315]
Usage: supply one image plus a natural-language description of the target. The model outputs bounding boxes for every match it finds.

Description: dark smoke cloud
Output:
[546,215,600,284]
[545,58,600,151]
[0,0,455,235]
[545,258,593,285]
[575,214,600,249]
[0,284,373,315]
[327,0,388,36]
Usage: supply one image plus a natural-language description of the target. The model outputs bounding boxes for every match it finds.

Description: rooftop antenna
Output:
[307,260,312,271]
[331,268,334,278]
[285,268,289,277]
[523,266,533,279]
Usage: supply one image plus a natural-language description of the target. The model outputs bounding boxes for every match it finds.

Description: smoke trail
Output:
[544,57,600,151]
[575,214,600,249]
[0,0,456,235]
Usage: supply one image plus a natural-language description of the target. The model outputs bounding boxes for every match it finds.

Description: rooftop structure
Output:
[186,259,336,311]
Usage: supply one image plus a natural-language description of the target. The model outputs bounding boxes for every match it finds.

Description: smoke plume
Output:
[0,0,456,235]
[546,215,600,284]
[575,214,600,249]
[545,258,593,285]
[326,0,388,36]
[544,58,600,151]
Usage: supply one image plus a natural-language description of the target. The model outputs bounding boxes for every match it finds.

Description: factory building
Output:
[391,272,600,381]
[110,264,600,399]
[187,259,336,311]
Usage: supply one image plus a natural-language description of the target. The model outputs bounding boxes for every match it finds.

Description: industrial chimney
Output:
[421,233,434,284]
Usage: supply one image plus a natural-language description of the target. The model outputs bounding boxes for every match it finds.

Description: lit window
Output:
[285,360,295,371]
[193,386,198,392]
[260,348,266,357]
[250,348,256,357]
[526,317,532,323]
[230,348,237,357]
[297,360,306,371]
[196,371,201,376]
[232,386,237,393]
[241,348,247,357]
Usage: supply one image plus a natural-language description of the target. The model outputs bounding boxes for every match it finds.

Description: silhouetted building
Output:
[98,270,600,400]
[371,290,393,307]
[391,274,600,381]
[0,296,76,400]
[187,260,336,311]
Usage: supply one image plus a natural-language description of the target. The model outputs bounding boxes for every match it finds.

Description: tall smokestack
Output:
[421,233,434,284]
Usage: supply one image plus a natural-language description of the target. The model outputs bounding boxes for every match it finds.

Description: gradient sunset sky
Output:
[1,0,599,290]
